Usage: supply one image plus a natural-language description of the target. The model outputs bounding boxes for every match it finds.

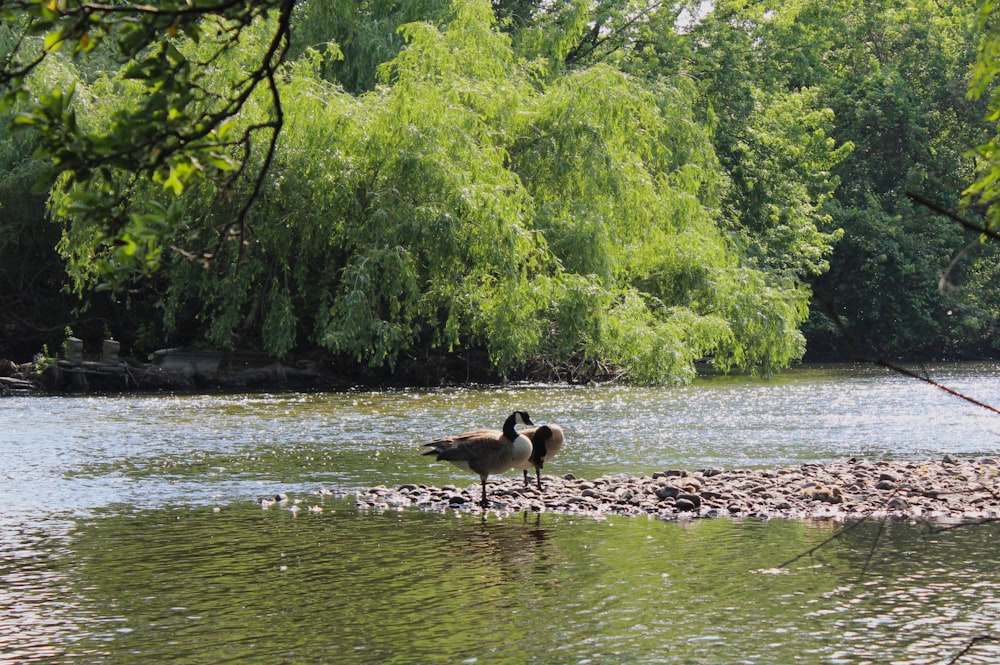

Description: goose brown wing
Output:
[421,429,503,460]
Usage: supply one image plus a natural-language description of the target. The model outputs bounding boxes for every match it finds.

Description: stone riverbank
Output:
[331,456,1000,521]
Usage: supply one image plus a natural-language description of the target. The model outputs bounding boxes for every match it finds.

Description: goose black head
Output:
[531,425,552,467]
[503,411,533,440]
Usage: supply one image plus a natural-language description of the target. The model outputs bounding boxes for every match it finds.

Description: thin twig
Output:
[811,291,1000,415]
[945,634,999,665]
[776,513,874,569]
[907,191,1000,242]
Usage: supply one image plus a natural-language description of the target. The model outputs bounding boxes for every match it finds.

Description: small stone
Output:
[878,472,899,482]
[876,480,897,490]
[675,497,697,512]
[887,496,909,511]
[615,487,635,502]
[802,485,843,504]
[676,492,702,508]
[678,476,703,491]
[655,485,680,500]
[942,454,959,465]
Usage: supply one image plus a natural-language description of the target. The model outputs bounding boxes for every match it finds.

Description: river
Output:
[2,363,999,663]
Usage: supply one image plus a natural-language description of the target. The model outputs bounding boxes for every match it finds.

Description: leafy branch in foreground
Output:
[0,0,294,287]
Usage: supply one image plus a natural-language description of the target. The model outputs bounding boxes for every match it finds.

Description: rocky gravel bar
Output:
[334,455,1000,521]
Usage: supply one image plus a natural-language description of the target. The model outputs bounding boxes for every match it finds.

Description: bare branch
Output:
[907,191,1000,243]
[945,634,999,665]
[811,290,1000,415]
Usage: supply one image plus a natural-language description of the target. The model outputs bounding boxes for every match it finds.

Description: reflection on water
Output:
[2,363,1000,520]
[3,505,998,664]
[0,519,79,663]
[1,363,1000,663]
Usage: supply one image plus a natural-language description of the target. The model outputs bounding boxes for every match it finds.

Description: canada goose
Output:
[515,424,564,489]
[421,411,534,508]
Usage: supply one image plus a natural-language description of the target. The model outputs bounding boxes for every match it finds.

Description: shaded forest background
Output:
[1,0,999,384]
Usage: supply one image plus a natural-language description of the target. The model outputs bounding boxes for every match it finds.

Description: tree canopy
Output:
[1,0,996,382]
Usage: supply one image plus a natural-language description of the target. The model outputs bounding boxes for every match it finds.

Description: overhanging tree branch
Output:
[0,0,296,285]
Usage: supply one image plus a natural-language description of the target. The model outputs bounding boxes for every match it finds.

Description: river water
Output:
[2,363,1000,663]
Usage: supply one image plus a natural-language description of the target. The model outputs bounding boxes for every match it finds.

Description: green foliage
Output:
[288,0,452,93]
[679,0,990,359]
[24,0,989,380]
[33,0,826,381]
[805,0,989,357]
[967,0,1000,230]
[2,0,295,288]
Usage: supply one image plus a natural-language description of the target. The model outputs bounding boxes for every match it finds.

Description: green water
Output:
[9,506,1000,664]
[2,363,1000,663]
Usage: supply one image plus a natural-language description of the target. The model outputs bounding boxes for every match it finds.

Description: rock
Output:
[675,497,698,512]
[677,476,702,491]
[655,486,680,500]
[942,454,960,465]
[886,496,909,511]
[309,457,999,521]
[615,487,635,502]
[676,492,702,508]
[802,484,844,504]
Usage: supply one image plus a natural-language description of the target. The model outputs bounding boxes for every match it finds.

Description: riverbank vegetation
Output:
[2,0,999,384]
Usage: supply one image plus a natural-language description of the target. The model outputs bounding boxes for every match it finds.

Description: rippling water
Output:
[2,363,1000,663]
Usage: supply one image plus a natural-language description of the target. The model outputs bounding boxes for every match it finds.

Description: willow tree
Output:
[43,0,829,382]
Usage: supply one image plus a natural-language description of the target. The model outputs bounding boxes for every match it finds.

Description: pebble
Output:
[304,457,1000,522]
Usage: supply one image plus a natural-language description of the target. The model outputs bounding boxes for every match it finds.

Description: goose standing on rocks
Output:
[515,424,564,490]
[421,411,534,508]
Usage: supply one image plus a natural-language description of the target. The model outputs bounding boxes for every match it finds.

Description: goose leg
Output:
[535,467,543,490]
[523,469,530,487]
[480,476,489,508]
